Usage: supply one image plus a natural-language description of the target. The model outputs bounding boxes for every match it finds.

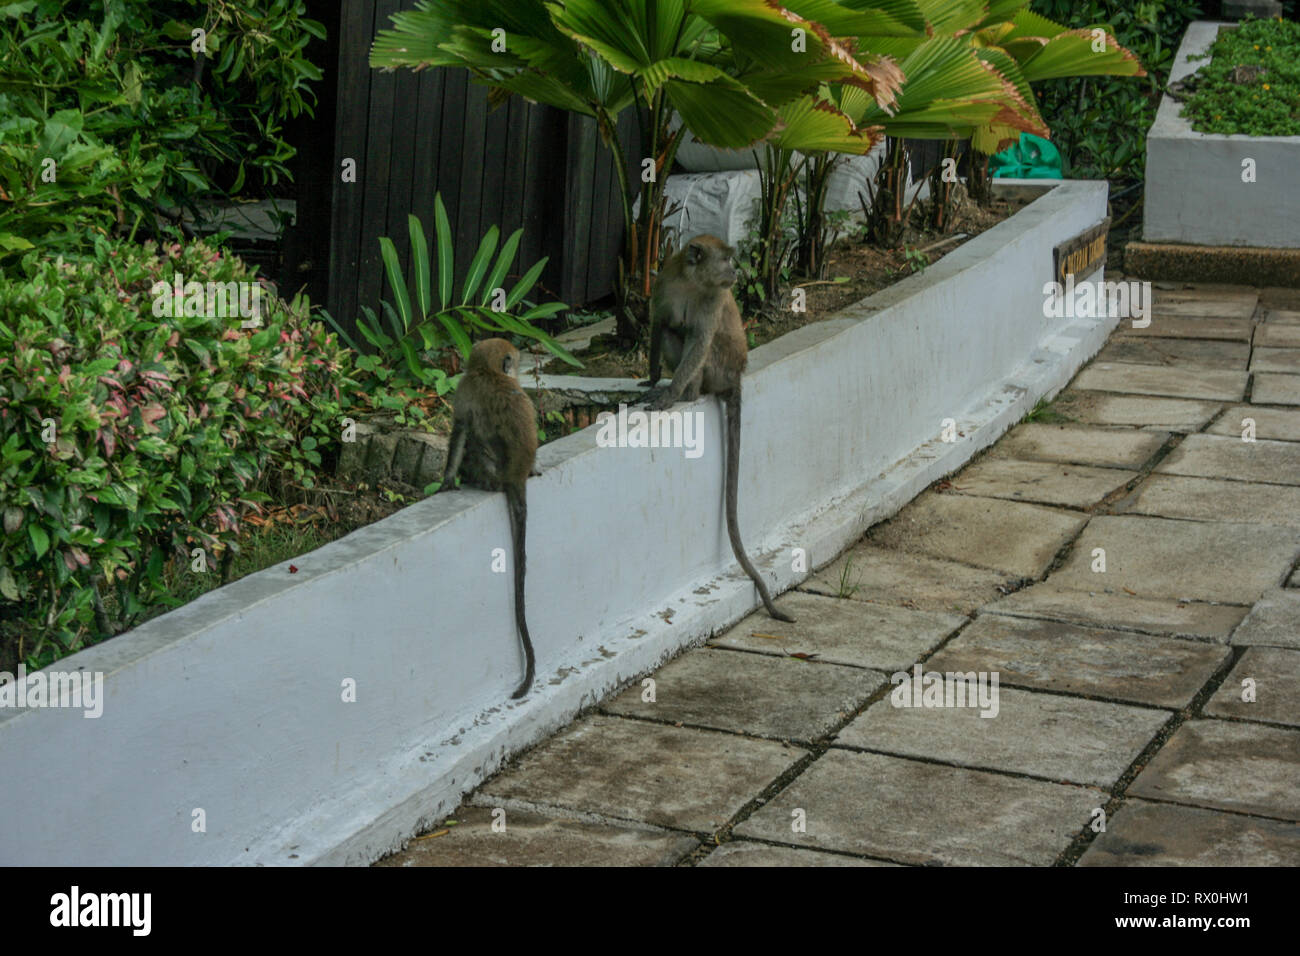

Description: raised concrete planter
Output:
[0,180,1112,866]
[1144,21,1300,248]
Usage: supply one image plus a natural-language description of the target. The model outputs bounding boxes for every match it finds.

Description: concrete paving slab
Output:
[1078,799,1300,866]
[1255,324,1300,348]
[1122,474,1300,527]
[1153,285,1253,298]
[1072,363,1247,401]
[1231,589,1300,649]
[1128,719,1300,821]
[1048,516,1299,604]
[985,582,1248,641]
[698,841,898,867]
[375,806,696,867]
[1261,289,1300,310]
[1097,338,1249,370]
[990,423,1167,468]
[836,686,1168,787]
[602,647,885,742]
[734,749,1100,866]
[1251,348,1300,374]
[1207,405,1300,442]
[868,492,1087,578]
[477,714,804,832]
[806,544,1015,614]
[949,458,1136,509]
[1205,647,1300,727]
[928,614,1229,709]
[710,590,964,672]
[1152,302,1256,321]
[1156,433,1300,486]
[1116,317,1252,342]
[1252,372,1300,406]
[1152,290,1257,318]
[1051,392,1221,432]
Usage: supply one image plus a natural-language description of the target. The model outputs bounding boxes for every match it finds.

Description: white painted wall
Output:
[0,180,1112,866]
[1145,21,1300,248]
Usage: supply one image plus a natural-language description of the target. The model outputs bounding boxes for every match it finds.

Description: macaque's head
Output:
[468,337,521,378]
[682,235,737,289]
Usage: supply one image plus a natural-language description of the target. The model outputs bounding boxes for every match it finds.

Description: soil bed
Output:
[540,189,1014,379]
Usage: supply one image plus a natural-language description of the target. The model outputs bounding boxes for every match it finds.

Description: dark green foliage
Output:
[1030,0,1203,183]
[0,0,325,257]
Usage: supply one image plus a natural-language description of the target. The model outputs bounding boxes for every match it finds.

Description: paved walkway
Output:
[382,282,1300,867]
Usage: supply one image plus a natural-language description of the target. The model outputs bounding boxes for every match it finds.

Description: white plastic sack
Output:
[640,170,764,248]
[822,141,929,218]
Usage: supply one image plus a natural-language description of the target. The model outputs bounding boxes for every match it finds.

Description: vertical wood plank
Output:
[327,0,376,326]
[355,0,402,326]
[454,81,489,291]
[409,66,446,311]
[435,70,468,289]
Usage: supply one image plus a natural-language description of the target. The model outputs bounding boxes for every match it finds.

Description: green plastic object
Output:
[988,133,1062,179]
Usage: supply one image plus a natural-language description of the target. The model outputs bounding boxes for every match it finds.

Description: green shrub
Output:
[0,236,353,668]
[0,0,325,257]
[1182,17,1300,136]
[1030,0,1204,184]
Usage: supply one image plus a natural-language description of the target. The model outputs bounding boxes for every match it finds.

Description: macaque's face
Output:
[468,338,520,378]
[685,238,738,289]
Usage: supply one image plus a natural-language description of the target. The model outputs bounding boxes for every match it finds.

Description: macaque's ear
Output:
[685,244,702,265]
[725,245,737,259]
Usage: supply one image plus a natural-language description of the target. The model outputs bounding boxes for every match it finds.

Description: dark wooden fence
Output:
[324,0,637,333]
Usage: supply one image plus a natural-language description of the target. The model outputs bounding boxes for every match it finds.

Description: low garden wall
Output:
[0,180,1112,865]
[1144,21,1300,248]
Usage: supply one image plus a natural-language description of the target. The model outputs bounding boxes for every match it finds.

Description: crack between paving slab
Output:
[1198,711,1300,734]
[824,741,1122,793]
[680,832,912,867]
[593,707,831,748]
[1094,792,1300,827]
[1245,299,1260,402]
[463,793,718,838]
[1136,470,1300,493]
[678,618,985,866]
[978,605,1248,646]
[1052,642,1254,866]
[698,638,961,675]
[911,675,1193,714]
[1283,550,1300,588]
